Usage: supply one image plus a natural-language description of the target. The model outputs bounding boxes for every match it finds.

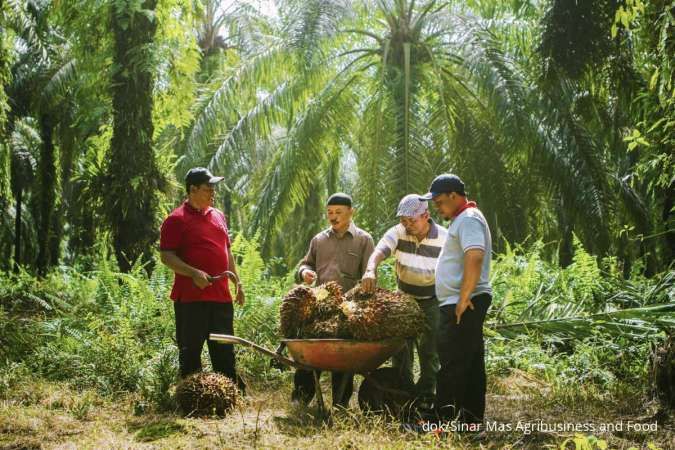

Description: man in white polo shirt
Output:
[362,194,447,405]
[421,174,492,428]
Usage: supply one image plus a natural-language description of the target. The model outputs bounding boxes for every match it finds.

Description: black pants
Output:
[174,301,236,380]
[436,294,491,424]
[293,369,354,407]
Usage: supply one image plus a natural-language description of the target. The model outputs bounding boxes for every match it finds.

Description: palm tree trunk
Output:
[13,186,21,272]
[37,113,56,276]
[107,0,160,273]
[51,126,76,267]
[49,201,62,267]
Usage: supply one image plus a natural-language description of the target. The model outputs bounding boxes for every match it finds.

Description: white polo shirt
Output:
[435,207,492,306]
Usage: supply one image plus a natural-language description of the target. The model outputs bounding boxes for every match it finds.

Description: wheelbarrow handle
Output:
[209,334,313,371]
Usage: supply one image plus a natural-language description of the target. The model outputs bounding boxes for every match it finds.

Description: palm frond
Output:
[281,0,351,68]
[249,71,360,245]
[208,80,292,174]
[451,15,616,250]
[42,57,77,103]
[493,302,675,340]
[181,41,287,170]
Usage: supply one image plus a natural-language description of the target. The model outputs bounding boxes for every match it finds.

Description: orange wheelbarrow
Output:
[209,334,412,415]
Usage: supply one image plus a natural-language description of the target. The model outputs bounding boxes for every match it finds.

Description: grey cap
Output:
[396,194,429,217]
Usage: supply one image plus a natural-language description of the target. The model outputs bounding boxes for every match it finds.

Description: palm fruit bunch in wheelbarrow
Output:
[279,285,317,338]
[302,281,352,338]
[279,282,425,340]
[341,286,426,340]
[175,372,239,417]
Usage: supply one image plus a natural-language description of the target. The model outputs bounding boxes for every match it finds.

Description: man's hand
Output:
[455,249,483,324]
[302,269,317,285]
[455,298,474,324]
[191,269,212,289]
[361,270,377,293]
[270,343,288,371]
[235,285,245,305]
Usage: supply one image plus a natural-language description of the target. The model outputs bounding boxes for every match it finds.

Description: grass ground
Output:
[1,372,672,450]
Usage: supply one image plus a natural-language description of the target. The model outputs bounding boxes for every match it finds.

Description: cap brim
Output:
[397,208,428,217]
[208,176,224,184]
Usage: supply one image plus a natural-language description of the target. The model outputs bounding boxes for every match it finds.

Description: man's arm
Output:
[455,249,484,324]
[361,228,394,293]
[362,249,386,293]
[160,250,211,289]
[296,238,317,285]
[227,247,245,305]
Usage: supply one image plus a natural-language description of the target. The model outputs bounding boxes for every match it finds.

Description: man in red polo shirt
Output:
[159,167,245,382]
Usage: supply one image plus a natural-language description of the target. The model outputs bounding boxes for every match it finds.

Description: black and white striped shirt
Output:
[375,221,447,298]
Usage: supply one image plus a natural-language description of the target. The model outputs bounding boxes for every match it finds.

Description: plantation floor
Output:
[0,372,672,450]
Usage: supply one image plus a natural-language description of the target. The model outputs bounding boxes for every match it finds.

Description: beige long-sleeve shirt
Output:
[296,222,374,292]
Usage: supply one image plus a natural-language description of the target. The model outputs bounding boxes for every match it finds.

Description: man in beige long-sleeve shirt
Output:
[292,192,374,407]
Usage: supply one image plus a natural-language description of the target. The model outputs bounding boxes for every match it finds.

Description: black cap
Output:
[419,174,465,200]
[326,192,352,207]
[185,167,224,190]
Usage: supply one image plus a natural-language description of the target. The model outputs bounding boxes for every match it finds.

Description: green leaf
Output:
[649,68,660,91]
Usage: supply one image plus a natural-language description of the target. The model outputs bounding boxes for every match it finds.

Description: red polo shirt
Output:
[160,201,232,303]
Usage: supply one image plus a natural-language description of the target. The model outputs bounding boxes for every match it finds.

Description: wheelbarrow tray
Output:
[281,338,405,373]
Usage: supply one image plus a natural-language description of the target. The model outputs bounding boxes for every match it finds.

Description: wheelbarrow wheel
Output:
[358,367,414,417]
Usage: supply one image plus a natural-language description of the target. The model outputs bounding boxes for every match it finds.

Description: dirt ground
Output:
[0,373,672,449]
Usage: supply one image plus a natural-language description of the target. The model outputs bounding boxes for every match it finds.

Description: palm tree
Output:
[3,0,77,275]
[182,0,480,258]
[106,0,163,273]
[177,1,571,257]
[537,0,673,272]
[179,0,670,271]
[8,119,39,270]
[0,3,13,267]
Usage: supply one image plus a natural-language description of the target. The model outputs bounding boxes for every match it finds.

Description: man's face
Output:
[400,211,429,236]
[190,183,216,208]
[327,205,353,232]
[431,193,458,220]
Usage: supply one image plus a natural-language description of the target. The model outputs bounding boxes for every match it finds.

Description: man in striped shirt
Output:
[361,194,447,403]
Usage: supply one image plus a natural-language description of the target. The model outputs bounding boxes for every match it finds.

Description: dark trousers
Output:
[293,369,354,407]
[436,294,491,424]
[174,301,236,380]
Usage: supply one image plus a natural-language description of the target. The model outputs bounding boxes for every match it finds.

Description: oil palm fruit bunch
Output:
[280,283,424,340]
[301,316,351,338]
[280,285,317,338]
[341,287,425,340]
[322,280,343,300]
[312,281,345,320]
[175,372,239,417]
[300,281,350,337]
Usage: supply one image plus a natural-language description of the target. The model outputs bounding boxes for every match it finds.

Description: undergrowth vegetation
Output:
[0,235,672,426]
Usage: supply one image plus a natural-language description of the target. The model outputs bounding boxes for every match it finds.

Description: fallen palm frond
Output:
[492,302,675,340]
